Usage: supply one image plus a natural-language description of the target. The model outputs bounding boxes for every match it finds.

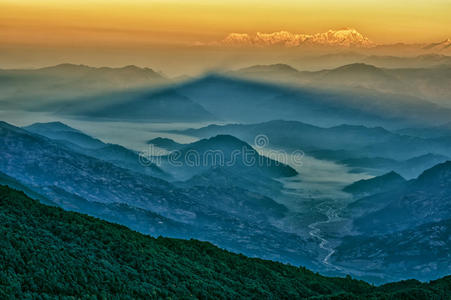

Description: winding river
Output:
[264,151,372,269]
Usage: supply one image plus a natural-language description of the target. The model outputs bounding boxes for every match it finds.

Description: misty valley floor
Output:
[0,110,441,284]
[0,110,373,274]
[1,61,451,295]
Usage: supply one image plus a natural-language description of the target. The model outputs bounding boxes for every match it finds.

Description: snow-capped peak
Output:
[219,28,375,48]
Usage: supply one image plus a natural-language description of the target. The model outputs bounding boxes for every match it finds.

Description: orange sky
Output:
[1,0,451,48]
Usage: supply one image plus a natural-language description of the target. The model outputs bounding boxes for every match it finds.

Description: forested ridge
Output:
[0,185,450,299]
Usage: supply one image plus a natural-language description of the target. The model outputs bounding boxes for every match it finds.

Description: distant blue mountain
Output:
[0,64,170,110]
[24,121,105,149]
[60,89,216,122]
[397,122,451,139]
[147,137,185,151]
[176,120,451,164]
[230,62,451,107]
[159,134,297,181]
[0,121,315,268]
[333,218,451,283]
[24,122,166,178]
[343,171,406,198]
[350,160,451,235]
[173,75,451,127]
[335,161,451,281]
[339,153,449,179]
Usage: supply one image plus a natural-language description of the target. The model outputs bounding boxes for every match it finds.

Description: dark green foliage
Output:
[0,185,449,299]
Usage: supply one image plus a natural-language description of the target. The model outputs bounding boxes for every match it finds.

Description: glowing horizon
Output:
[2,0,451,48]
[1,0,451,74]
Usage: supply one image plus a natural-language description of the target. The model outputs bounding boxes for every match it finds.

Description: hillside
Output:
[0,64,169,110]
[178,120,451,162]
[61,89,216,122]
[332,218,451,282]
[343,171,406,198]
[24,121,105,149]
[1,185,450,299]
[352,161,451,234]
[147,137,185,151]
[162,134,298,179]
[230,63,451,106]
[24,121,166,178]
[0,121,317,267]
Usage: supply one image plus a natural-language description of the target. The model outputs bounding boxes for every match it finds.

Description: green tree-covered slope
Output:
[0,185,450,299]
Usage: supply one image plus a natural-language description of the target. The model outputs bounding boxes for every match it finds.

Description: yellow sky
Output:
[1,0,450,47]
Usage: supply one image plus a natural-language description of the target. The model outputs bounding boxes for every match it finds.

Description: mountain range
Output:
[220,28,375,48]
[59,89,216,122]
[175,74,451,127]
[343,171,406,198]
[333,218,451,283]
[3,185,450,299]
[312,160,451,281]
[157,134,297,180]
[229,62,451,105]
[1,62,450,127]
[23,122,167,178]
[174,120,451,177]
[289,53,451,70]
[332,162,451,281]
[2,119,451,283]
[209,28,451,56]
[1,54,450,288]
[0,64,170,111]
[349,161,451,235]
[0,121,317,268]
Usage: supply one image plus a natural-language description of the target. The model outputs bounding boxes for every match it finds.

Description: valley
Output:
[2,1,451,297]
[1,60,450,288]
[0,111,377,278]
